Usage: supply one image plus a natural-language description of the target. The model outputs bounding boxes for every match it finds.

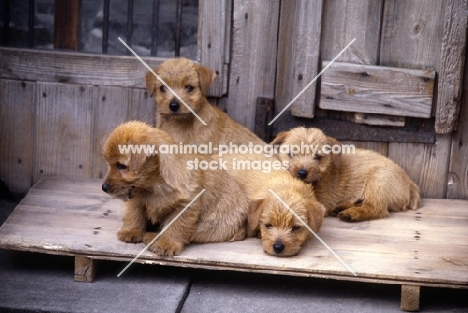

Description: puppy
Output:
[102,121,249,256]
[271,127,421,222]
[219,153,325,257]
[145,57,265,145]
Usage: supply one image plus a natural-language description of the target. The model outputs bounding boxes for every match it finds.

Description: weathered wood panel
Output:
[0,47,164,88]
[321,0,384,65]
[227,0,280,129]
[380,0,445,70]
[352,113,405,128]
[435,0,468,134]
[91,86,131,179]
[319,62,435,118]
[198,0,228,97]
[315,0,392,148]
[0,178,467,290]
[388,135,452,198]
[0,80,35,198]
[34,83,93,183]
[129,88,156,126]
[275,0,322,118]
[380,0,450,198]
[447,53,468,199]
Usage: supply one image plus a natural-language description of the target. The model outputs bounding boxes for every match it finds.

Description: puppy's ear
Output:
[196,64,216,94]
[129,152,147,172]
[270,131,289,146]
[305,200,326,233]
[326,136,341,168]
[247,199,264,237]
[145,71,157,97]
[159,153,192,191]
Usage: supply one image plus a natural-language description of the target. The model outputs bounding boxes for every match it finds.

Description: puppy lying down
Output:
[102,121,249,256]
[272,127,421,222]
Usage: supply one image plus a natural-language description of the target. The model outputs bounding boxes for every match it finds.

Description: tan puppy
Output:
[219,153,325,257]
[145,57,264,145]
[102,121,249,256]
[271,127,421,222]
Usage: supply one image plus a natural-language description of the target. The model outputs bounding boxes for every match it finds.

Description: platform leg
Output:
[74,256,98,283]
[401,285,420,311]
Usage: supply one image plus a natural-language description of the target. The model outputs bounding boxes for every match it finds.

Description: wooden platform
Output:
[1,178,467,311]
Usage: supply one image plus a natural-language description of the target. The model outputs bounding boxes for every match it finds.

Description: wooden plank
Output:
[197,0,227,97]
[352,113,405,127]
[318,0,396,131]
[380,0,450,198]
[0,80,35,198]
[321,0,384,65]
[129,88,156,126]
[435,0,468,134]
[34,83,93,183]
[274,0,322,118]
[0,178,467,289]
[91,86,131,179]
[226,0,280,129]
[319,62,435,118]
[54,0,81,50]
[401,285,420,312]
[447,49,468,199]
[0,47,164,88]
[74,256,98,282]
[380,0,445,70]
[388,135,452,198]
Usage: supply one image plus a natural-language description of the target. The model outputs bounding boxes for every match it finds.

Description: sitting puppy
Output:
[145,57,265,145]
[271,127,421,222]
[102,121,249,256]
[219,153,325,257]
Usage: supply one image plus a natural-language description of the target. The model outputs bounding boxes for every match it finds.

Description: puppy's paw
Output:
[330,205,347,217]
[144,233,184,256]
[117,229,144,242]
[337,210,358,222]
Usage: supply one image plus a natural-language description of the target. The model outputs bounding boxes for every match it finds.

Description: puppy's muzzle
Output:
[273,240,285,254]
[296,169,308,180]
[169,99,180,112]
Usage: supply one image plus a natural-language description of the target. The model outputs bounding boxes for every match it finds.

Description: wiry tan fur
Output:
[220,153,325,257]
[146,57,264,145]
[272,127,421,222]
[102,121,249,256]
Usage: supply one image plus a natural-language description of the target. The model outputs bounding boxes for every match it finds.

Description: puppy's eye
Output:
[159,85,166,93]
[291,226,301,232]
[185,85,194,92]
[264,223,273,229]
[116,162,127,170]
[314,155,322,161]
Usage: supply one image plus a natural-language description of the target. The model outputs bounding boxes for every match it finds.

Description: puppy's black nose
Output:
[169,99,180,112]
[102,183,110,193]
[296,169,308,179]
[273,241,285,254]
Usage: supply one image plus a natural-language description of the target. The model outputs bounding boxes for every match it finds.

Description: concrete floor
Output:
[1,199,467,313]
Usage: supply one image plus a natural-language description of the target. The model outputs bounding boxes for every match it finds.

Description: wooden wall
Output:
[0,51,158,198]
[1,0,467,201]
[228,0,468,199]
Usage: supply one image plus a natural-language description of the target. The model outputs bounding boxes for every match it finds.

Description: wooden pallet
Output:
[0,178,467,311]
